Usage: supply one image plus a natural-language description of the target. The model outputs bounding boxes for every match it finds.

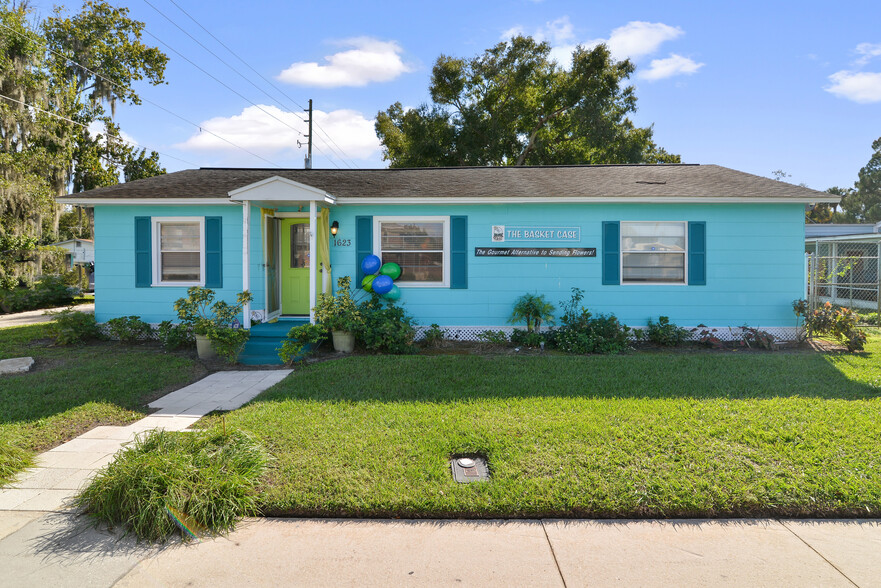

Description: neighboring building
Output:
[805,229,881,311]
[48,238,94,290]
[59,164,838,363]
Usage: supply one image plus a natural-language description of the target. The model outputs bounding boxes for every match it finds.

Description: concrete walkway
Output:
[0,370,291,512]
[0,303,95,328]
[0,515,879,587]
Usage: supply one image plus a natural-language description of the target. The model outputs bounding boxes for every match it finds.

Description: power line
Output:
[160,0,360,169]
[0,91,200,168]
[0,20,283,168]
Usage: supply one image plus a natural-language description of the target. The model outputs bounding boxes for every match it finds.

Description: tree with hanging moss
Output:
[375,36,679,168]
[0,1,167,287]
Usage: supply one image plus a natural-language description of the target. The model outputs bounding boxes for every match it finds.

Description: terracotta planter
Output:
[332,330,355,353]
[195,333,217,360]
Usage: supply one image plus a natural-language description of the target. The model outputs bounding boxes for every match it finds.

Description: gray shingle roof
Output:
[58,164,838,201]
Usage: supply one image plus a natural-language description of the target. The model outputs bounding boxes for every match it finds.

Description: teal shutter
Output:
[450,216,467,289]
[355,216,373,288]
[205,217,223,288]
[135,216,152,288]
[688,221,706,285]
[602,221,620,285]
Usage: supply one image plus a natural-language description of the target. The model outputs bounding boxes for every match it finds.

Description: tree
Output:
[1,1,166,286]
[375,36,679,167]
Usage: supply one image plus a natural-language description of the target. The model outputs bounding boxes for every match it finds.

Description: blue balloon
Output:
[382,284,401,301]
[360,254,381,276]
[372,274,394,295]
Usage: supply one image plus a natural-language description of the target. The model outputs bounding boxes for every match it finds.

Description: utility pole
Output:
[304,99,313,169]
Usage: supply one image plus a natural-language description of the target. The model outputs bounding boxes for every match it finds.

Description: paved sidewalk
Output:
[0,516,878,587]
[0,303,95,328]
[0,370,291,512]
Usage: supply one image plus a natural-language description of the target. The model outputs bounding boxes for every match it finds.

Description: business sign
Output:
[475,247,596,258]
[491,225,581,243]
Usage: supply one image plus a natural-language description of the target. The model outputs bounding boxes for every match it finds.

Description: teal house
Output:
[60,164,838,363]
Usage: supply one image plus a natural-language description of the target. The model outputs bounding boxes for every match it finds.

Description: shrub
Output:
[555,288,630,354]
[0,275,76,314]
[476,330,509,347]
[278,323,329,365]
[75,429,272,543]
[646,316,690,347]
[510,328,547,348]
[508,293,555,333]
[313,276,363,333]
[794,300,867,352]
[156,321,194,351]
[739,326,777,350]
[174,287,252,336]
[107,316,153,344]
[206,324,250,364]
[47,307,102,345]
[692,324,724,349]
[357,297,416,354]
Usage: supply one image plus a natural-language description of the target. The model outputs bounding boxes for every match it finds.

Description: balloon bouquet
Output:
[360,255,402,301]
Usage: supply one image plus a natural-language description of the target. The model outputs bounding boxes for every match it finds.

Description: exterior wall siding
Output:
[94,201,805,330]
[93,204,264,323]
[328,202,805,329]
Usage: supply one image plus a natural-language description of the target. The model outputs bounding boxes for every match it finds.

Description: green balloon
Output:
[382,284,401,301]
[361,275,375,292]
[380,262,402,281]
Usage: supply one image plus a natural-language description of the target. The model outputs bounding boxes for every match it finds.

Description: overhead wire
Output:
[159,0,361,169]
[0,91,201,168]
[0,20,283,168]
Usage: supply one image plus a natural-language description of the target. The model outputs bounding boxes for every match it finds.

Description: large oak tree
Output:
[376,36,679,168]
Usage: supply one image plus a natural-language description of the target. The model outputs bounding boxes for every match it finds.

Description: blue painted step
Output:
[239,317,310,365]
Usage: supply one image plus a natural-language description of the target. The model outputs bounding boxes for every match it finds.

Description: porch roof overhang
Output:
[227,175,336,206]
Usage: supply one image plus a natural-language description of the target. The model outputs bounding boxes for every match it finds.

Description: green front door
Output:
[280,219,310,315]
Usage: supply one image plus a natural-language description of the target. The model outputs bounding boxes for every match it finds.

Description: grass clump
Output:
[75,428,271,542]
[0,434,33,485]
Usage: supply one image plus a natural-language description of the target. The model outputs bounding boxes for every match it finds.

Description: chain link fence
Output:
[806,246,881,323]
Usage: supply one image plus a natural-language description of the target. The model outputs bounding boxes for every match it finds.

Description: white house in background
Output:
[49,238,94,289]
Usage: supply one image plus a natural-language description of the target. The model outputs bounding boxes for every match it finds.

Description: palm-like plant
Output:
[509,293,555,333]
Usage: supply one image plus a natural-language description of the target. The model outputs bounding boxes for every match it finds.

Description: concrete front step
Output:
[239,318,311,365]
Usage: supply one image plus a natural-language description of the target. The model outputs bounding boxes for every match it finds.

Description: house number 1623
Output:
[333,238,351,247]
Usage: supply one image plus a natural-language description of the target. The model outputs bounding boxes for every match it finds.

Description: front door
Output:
[280,218,310,315]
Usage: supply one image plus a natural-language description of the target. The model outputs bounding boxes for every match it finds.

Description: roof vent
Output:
[635,180,667,185]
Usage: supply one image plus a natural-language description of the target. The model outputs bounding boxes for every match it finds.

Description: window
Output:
[621,221,686,284]
[153,217,204,285]
[374,217,449,286]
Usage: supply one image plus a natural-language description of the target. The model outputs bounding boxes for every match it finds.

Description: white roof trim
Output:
[227,175,336,204]
[335,196,842,205]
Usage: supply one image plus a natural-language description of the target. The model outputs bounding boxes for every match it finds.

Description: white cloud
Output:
[277,37,413,88]
[826,71,881,103]
[593,21,684,60]
[176,105,380,162]
[855,42,881,65]
[639,54,704,81]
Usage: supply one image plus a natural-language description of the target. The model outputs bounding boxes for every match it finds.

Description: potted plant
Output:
[313,276,363,352]
[174,287,253,361]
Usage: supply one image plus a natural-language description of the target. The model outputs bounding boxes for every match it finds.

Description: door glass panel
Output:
[290,224,309,268]
[266,218,280,315]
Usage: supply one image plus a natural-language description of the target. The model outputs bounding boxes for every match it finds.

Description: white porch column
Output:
[242,200,251,329]
[309,200,318,323]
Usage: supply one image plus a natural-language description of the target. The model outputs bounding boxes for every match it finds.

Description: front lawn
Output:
[210,337,881,518]
[0,323,205,485]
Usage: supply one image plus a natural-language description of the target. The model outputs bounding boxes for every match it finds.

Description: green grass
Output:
[0,323,205,486]
[207,335,881,518]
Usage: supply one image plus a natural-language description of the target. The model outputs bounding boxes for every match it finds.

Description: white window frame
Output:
[151,216,205,287]
[373,216,450,288]
[620,221,688,286]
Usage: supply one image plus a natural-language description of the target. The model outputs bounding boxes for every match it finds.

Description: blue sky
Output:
[28,0,881,190]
